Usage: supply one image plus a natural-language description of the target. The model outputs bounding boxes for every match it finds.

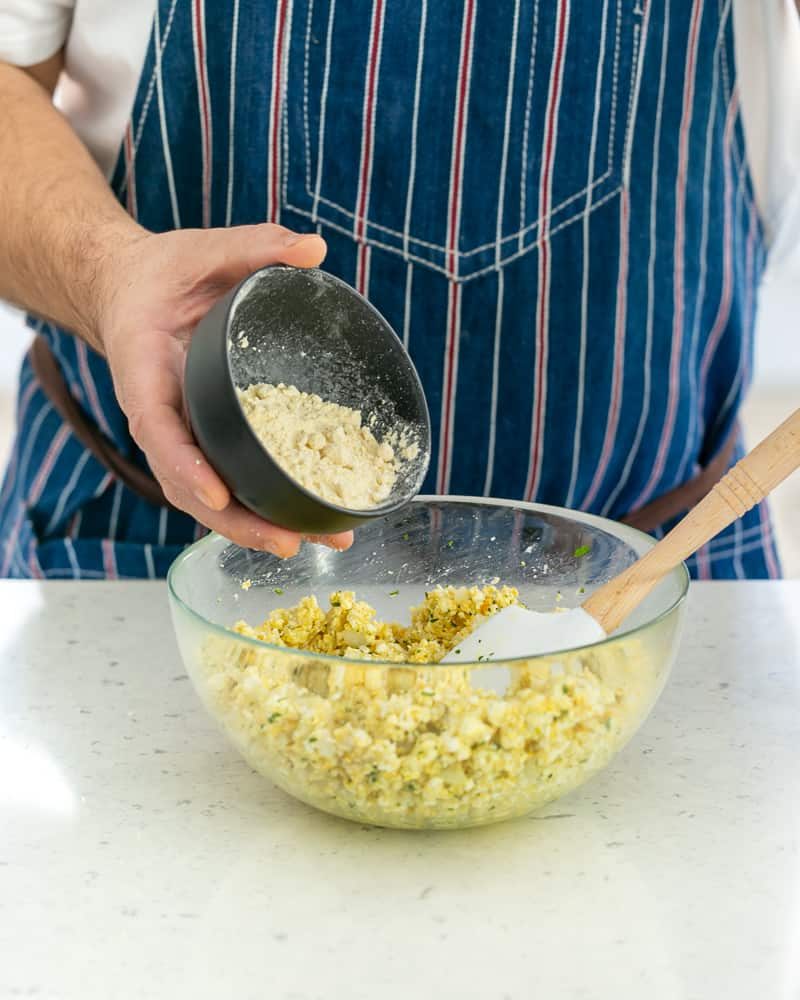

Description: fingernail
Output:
[323,534,352,551]
[193,487,216,509]
[262,539,294,559]
[283,232,317,247]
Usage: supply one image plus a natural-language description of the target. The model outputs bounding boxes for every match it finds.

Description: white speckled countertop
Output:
[1,581,799,1000]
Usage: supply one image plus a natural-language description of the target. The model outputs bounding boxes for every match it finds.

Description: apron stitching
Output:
[118,0,180,201]
[525,0,572,502]
[402,0,428,260]
[600,0,670,514]
[295,0,630,260]
[401,262,413,349]
[716,0,751,181]
[518,0,541,249]
[282,0,296,225]
[268,0,291,224]
[605,0,623,183]
[482,268,505,496]
[302,165,615,258]
[310,0,336,222]
[483,0,521,492]
[674,7,731,484]
[191,0,214,229]
[566,0,613,507]
[627,0,705,511]
[436,0,476,488]
[715,0,757,221]
[621,20,642,185]
[695,92,741,424]
[494,0,521,266]
[291,182,624,285]
[705,151,756,440]
[224,0,241,226]
[717,0,733,105]
[301,0,315,195]
[154,4,182,228]
[354,0,387,293]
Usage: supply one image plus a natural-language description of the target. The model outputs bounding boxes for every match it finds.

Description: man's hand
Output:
[0,59,351,557]
[97,223,353,558]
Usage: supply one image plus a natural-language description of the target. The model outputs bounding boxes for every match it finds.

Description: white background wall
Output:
[1,266,798,574]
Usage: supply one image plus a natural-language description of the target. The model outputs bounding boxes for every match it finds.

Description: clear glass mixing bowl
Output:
[168,497,688,830]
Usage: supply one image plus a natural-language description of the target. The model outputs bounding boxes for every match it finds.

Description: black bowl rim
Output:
[223,266,432,520]
[167,496,690,667]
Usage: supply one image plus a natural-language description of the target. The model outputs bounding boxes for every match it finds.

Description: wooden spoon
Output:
[443,408,800,662]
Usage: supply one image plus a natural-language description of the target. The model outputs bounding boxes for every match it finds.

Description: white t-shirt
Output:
[1,0,799,271]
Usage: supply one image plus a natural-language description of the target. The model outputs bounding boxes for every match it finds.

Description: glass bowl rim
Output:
[167,494,690,667]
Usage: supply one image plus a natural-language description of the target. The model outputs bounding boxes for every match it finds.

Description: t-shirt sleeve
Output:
[0,1,74,66]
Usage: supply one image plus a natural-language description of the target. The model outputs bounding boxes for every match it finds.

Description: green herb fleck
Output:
[273,587,284,595]
[405,782,417,792]
[562,684,570,694]
[402,532,409,541]
[454,649,462,655]
[308,736,317,743]
[573,544,591,558]
[421,689,435,697]
[578,586,585,594]
[446,540,455,548]
[389,589,399,596]
[367,767,380,783]
[331,598,340,607]
[267,712,281,723]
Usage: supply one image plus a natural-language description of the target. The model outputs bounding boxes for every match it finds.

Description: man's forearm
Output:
[0,59,144,351]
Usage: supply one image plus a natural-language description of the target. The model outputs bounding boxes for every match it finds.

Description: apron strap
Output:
[30,335,171,510]
[620,427,737,532]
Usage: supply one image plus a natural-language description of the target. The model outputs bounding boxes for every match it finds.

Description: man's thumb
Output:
[211,224,327,283]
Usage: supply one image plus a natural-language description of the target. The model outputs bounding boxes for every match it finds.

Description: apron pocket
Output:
[284,0,644,282]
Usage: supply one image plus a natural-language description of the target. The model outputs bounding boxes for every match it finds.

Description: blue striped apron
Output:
[0,0,781,579]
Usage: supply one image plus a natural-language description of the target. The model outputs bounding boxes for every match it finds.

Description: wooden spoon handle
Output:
[583,408,800,634]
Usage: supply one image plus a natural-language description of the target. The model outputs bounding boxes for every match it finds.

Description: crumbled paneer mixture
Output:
[234,584,521,662]
[237,382,418,509]
[196,586,655,828]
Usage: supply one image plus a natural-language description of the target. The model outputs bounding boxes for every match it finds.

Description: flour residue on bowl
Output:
[237,382,419,509]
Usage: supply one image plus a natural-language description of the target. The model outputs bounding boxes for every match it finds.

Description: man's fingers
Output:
[130,401,353,556]
[279,232,327,268]
[209,225,327,286]
[303,532,354,551]
[129,401,230,512]
[165,482,304,558]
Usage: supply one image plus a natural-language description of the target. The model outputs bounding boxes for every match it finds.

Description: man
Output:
[0,1,797,579]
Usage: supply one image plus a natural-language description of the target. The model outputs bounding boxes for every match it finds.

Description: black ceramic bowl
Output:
[184,266,431,534]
